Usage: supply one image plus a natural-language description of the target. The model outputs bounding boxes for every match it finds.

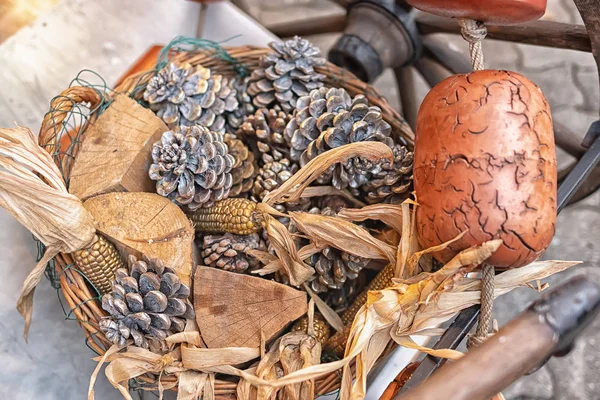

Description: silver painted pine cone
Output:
[149,125,235,210]
[247,36,326,112]
[100,255,194,353]
[225,76,256,134]
[143,61,238,132]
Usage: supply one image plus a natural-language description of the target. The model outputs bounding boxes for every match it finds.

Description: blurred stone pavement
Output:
[245,0,600,399]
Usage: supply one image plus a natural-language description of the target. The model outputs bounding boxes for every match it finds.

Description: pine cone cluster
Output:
[100,255,194,353]
[149,125,237,210]
[247,36,326,112]
[144,61,237,132]
[284,87,394,189]
[201,232,266,272]
[141,36,414,321]
[252,158,296,202]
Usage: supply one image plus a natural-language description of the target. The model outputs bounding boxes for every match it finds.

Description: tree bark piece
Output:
[194,267,308,349]
[68,94,168,201]
[83,192,195,286]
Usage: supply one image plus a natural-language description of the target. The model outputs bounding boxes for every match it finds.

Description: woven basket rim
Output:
[37,45,414,398]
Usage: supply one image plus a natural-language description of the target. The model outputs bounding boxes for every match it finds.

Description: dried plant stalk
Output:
[263,142,393,206]
[0,126,98,339]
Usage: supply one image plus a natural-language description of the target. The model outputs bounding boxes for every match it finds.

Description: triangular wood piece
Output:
[69,94,167,201]
[84,192,195,286]
[194,267,308,349]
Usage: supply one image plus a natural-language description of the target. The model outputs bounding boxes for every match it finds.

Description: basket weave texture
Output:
[37,45,414,398]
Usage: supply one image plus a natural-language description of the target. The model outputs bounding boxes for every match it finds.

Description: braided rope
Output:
[457,17,495,349]
[467,263,495,348]
[458,18,488,71]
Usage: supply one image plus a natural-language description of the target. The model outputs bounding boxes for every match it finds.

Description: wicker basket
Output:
[37,45,415,398]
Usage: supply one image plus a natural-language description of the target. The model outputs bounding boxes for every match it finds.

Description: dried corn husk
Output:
[0,126,96,340]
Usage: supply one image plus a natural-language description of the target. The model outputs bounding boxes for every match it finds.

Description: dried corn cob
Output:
[325,263,395,356]
[291,314,331,345]
[71,234,124,294]
[188,198,260,235]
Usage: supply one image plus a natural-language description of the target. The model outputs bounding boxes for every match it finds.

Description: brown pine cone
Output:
[224,133,255,197]
[225,76,256,134]
[361,143,414,204]
[252,158,310,214]
[200,233,266,272]
[304,206,369,293]
[238,107,292,164]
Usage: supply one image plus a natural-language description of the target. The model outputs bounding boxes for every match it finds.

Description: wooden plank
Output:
[417,13,592,53]
[83,192,196,287]
[265,12,593,53]
[194,267,307,349]
[68,94,168,201]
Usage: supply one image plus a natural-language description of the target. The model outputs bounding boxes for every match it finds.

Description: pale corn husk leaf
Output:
[166,331,203,347]
[395,201,419,279]
[251,243,325,276]
[0,126,96,340]
[337,204,404,234]
[303,283,344,332]
[177,371,207,400]
[244,329,321,400]
[289,211,396,264]
[263,142,393,205]
[339,258,578,400]
[394,336,463,360]
[259,212,314,286]
[0,126,95,249]
[403,231,467,280]
[181,347,260,369]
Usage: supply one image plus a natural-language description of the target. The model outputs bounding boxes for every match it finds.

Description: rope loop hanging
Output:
[456,17,495,348]
[458,18,488,71]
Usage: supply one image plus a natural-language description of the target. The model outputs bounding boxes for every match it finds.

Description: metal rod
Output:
[399,312,557,400]
[394,66,419,130]
[400,305,479,392]
[414,56,452,87]
[423,36,472,74]
[416,13,592,53]
[554,121,587,158]
[557,134,600,213]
